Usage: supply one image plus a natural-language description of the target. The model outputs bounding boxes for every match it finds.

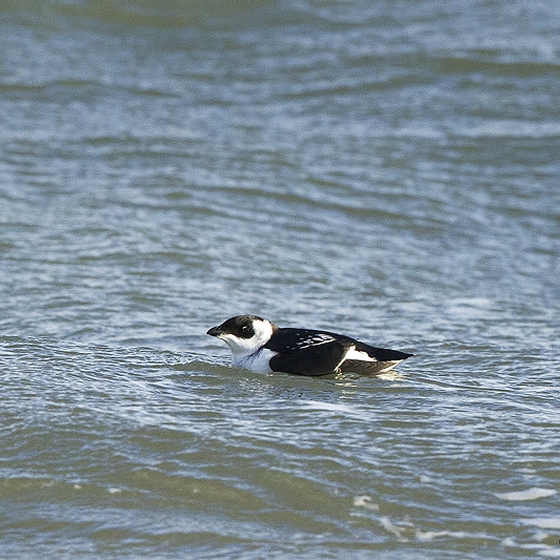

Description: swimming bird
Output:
[206,315,413,376]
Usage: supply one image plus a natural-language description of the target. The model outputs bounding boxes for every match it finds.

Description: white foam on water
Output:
[353,495,379,510]
[504,541,560,558]
[495,488,557,501]
[415,529,476,542]
[522,517,560,529]
[299,400,360,416]
[377,371,406,381]
[539,549,560,558]
[378,516,409,540]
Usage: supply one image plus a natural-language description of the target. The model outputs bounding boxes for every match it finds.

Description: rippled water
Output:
[1,1,559,558]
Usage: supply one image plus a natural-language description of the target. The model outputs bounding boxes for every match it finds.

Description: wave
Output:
[1,0,282,29]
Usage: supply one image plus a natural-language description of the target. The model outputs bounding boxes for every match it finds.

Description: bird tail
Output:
[339,342,413,375]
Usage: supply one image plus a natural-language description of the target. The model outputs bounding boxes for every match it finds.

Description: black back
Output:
[265,328,413,376]
[265,328,354,376]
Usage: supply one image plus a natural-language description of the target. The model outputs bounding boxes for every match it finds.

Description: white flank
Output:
[345,346,376,362]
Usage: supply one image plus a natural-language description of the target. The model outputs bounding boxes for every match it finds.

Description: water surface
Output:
[1,1,559,558]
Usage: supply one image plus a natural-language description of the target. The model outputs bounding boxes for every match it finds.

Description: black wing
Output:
[265,328,354,376]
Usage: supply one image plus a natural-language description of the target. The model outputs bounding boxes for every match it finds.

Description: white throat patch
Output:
[220,318,274,359]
